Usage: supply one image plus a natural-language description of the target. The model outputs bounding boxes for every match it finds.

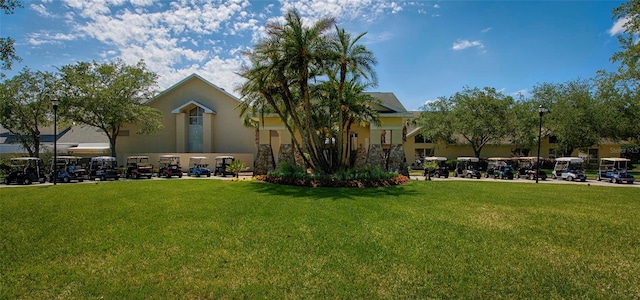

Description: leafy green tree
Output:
[611,0,640,83]
[531,80,601,156]
[58,59,163,160]
[416,87,514,158]
[505,97,539,156]
[1,0,23,72]
[0,68,56,157]
[595,70,640,144]
[238,10,379,174]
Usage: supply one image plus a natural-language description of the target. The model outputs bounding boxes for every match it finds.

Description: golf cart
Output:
[422,157,449,178]
[187,156,211,177]
[515,156,547,180]
[125,155,153,179]
[3,157,47,185]
[158,155,183,178]
[49,156,87,183]
[453,157,482,179]
[88,156,120,181]
[484,157,509,178]
[213,156,235,177]
[597,158,635,184]
[552,157,587,182]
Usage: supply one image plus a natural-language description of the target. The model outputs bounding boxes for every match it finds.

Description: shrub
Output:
[257,164,409,188]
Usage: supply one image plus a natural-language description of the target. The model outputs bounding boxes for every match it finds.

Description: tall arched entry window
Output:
[188,106,204,152]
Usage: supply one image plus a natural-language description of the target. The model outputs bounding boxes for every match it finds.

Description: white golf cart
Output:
[453,157,482,179]
[552,157,587,182]
[597,158,635,184]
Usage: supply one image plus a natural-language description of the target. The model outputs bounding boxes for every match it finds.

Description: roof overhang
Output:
[171,100,216,114]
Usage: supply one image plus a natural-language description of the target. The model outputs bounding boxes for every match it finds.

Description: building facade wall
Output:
[116,76,257,166]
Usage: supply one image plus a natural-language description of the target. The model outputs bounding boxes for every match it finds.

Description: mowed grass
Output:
[1,180,639,298]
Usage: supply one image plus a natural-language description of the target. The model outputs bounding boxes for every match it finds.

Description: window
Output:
[189,106,204,125]
[350,132,358,150]
[188,106,204,152]
[414,134,433,143]
[549,135,558,144]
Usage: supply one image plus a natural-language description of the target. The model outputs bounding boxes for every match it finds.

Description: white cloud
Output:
[433,4,440,8]
[30,3,52,17]
[452,39,484,50]
[31,0,411,93]
[608,17,629,36]
[481,27,492,33]
[511,89,529,98]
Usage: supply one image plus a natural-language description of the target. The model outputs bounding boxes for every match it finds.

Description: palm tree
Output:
[238,9,380,174]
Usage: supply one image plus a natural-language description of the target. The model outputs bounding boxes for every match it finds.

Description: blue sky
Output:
[0,0,627,110]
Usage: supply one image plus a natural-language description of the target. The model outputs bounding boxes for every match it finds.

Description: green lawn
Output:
[1,180,639,298]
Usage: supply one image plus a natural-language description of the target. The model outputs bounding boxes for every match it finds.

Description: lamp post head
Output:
[538,104,548,116]
[50,94,58,109]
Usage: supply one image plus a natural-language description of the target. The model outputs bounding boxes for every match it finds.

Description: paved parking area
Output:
[411,174,639,187]
[2,173,637,188]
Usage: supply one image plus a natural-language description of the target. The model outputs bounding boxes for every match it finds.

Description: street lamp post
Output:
[51,94,59,185]
[536,105,548,184]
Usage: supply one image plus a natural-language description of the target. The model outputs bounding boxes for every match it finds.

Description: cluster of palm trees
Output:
[238,10,381,175]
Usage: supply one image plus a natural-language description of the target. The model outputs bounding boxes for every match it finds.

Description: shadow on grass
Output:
[244,180,421,200]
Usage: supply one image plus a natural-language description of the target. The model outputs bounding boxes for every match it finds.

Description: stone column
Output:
[388,144,409,176]
[254,144,275,175]
[354,144,368,168]
[278,144,294,165]
[366,144,386,169]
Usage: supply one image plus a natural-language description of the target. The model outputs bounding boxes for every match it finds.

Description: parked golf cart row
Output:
[2,155,239,185]
[419,156,634,184]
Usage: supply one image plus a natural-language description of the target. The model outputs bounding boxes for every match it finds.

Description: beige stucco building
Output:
[113,74,628,172]
[116,74,257,167]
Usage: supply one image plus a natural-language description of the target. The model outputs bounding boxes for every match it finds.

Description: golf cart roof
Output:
[159,155,180,159]
[424,156,447,161]
[600,157,631,162]
[487,157,510,161]
[555,157,583,163]
[127,155,149,159]
[215,156,235,159]
[10,157,42,161]
[189,156,207,160]
[457,157,480,162]
[516,156,541,161]
[91,156,117,161]
[55,156,82,160]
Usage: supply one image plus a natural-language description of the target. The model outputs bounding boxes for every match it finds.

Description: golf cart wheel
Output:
[79,179,84,182]
[63,176,71,183]
[477,174,481,179]
[206,173,211,177]
[23,177,32,185]
[568,176,574,181]
[178,174,182,178]
[596,176,601,181]
[133,173,138,179]
[147,175,152,179]
[101,176,106,181]
[3,177,9,184]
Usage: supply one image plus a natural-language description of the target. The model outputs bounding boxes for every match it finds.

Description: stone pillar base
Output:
[388,144,409,176]
[354,144,368,168]
[255,144,275,175]
[278,144,294,165]
[366,144,386,169]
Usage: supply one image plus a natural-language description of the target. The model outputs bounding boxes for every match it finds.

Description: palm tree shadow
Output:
[245,181,420,200]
